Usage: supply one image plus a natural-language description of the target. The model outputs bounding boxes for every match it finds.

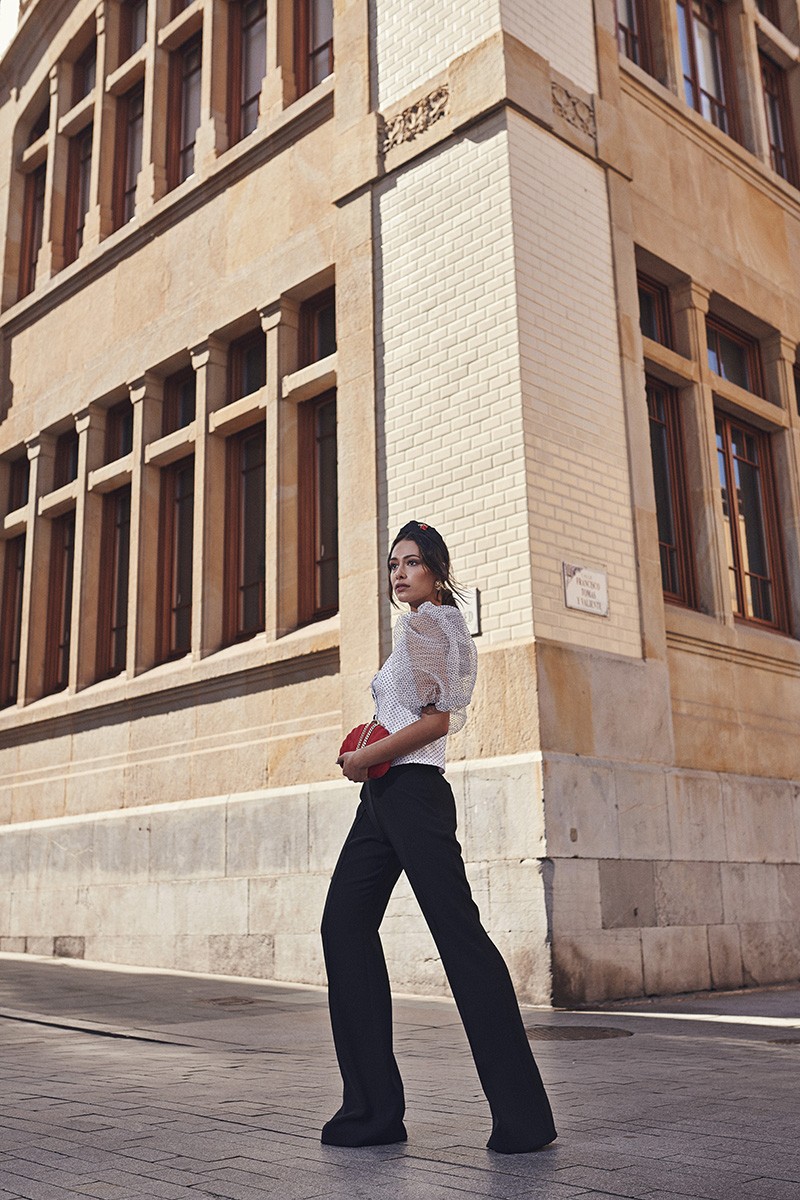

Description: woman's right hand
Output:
[336,750,370,783]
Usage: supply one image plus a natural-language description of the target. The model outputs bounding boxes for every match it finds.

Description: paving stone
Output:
[1,958,800,1200]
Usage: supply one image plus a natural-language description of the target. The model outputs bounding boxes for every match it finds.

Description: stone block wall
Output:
[0,754,553,1003]
[547,756,800,1004]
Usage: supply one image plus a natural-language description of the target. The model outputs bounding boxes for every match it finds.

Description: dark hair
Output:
[387,520,464,609]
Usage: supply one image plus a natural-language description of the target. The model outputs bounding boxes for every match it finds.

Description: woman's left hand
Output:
[336,750,370,783]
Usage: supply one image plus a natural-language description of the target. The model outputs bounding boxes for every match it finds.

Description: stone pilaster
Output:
[70,406,105,690]
[18,434,56,703]
[190,336,228,657]
[261,299,299,639]
[129,373,163,674]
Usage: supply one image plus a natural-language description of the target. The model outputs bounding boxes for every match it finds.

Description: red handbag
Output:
[339,720,392,778]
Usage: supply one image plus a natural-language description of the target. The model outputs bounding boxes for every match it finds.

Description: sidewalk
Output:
[1,953,799,1200]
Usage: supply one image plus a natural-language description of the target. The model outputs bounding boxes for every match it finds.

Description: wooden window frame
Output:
[715,411,788,631]
[18,162,47,300]
[224,424,266,643]
[53,428,79,490]
[706,316,764,397]
[167,34,202,190]
[64,123,93,264]
[299,288,336,368]
[96,485,131,680]
[113,82,145,229]
[760,53,798,187]
[162,367,196,436]
[8,457,30,512]
[156,456,195,662]
[616,0,652,72]
[756,0,780,25]
[637,274,672,347]
[228,330,267,401]
[645,378,696,607]
[228,0,266,146]
[298,390,338,624]
[120,0,148,62]
[0,534,26,709]
[677,0,738,138]
[43,510,76,695]
[295,0,334,98]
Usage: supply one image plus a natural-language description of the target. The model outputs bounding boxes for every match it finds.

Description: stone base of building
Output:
[2,753,798,1006]
[0,755,553,1004]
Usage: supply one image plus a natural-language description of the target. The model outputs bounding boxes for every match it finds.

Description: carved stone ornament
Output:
[381,85,450,153]
[551,81,597,139]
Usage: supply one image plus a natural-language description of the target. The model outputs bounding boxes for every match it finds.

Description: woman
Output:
[321,520,557,1154]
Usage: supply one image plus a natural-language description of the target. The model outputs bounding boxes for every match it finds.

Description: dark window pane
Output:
[315,397,338,613]
[237,429,266,635]
[46,512,75,693]
[163,371,196,435]
[646,380,692,603]
[172,461,194,653]
[129,0,147,54]
[19,164,46,298]
[9,457,30,511]
[639,288,658,341]
[54,430,79,489]
[74,42,97,104]
[179,40,202,182]
[99,487,131,677]
[0,535,26,708]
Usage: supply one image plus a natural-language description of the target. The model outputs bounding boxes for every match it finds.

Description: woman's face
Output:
[388,539,439,611]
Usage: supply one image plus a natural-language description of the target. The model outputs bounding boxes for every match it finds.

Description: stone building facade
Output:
[0,0,798,1005]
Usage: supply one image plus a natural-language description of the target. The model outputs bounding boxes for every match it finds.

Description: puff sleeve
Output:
[390,602,478,733]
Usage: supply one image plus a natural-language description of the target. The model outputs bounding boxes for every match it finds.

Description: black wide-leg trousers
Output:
[320,763,557,1153]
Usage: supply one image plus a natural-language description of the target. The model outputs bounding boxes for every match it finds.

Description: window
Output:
[296,0,333,96]
[638,276,672,346]
[229,0,266,144]
[114,83,145,228]
[300,290,336,366]
[0,535,26,709]
[121,0,147,60]
[706,318,763,396]
[229,331,266,400]
[65,123,93,263]
[163,368,196,435]
[168,35,202,188]
[760,54,797,186]
[676,0,735,135]
[19,163,46,299]
[105,401,134,463]
[715,413,786,629]
[299,391,338,621]
[172,0,193,14]
[44,511,76,694]
[646,379,695,605]
[54,429,79,489]
[73,40,97,105]
[158,457,194,660]
[97,486,131,679]
[794,364,800,417]
[8,457,30,512]
[225,426,266,641]
[617,0,650,70]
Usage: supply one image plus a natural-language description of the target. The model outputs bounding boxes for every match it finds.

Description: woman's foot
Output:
[321,1120,408,1148]
[486,1131,557,1155]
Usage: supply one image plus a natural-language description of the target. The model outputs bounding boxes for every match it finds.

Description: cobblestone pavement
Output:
[1,955,799,1200]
